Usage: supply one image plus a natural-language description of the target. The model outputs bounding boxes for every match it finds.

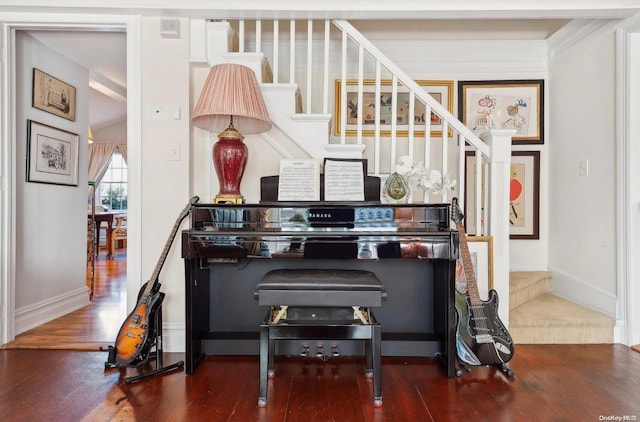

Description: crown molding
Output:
[547,19,622,68]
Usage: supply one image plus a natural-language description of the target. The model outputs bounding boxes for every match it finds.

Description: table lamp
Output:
[192,63,272,203]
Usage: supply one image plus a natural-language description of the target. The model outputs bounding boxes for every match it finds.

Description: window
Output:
[99,151,127,211]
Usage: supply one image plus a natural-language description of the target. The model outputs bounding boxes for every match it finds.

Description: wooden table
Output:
[91,212,122,259]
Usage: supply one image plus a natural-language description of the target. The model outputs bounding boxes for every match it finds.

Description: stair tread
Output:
[510,271,552,293]
[510,293,615,328]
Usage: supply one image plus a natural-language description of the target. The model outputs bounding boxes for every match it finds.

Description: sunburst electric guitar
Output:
[113,196,199,367]
[451,197,514,376]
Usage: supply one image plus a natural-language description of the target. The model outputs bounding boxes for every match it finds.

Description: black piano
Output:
[182,202,459,376]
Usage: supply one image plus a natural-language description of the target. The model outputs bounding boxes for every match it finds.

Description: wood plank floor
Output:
[1,250,128,350]
[0,346,639,421]
[1,251,640,420]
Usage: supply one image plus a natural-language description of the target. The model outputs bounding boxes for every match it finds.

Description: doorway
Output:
[0,17,142,347]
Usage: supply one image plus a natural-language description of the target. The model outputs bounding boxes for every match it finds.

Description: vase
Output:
[383,172,410,203]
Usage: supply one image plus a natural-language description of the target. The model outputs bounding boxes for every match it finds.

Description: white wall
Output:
[139,17,191,350]
[93,118,126,143]
[548,34,617,316]
[14,32,90,332]
[625,32,640,345]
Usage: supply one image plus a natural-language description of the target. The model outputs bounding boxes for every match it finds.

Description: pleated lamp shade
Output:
[192,63,271,135]
[192,63,272,203]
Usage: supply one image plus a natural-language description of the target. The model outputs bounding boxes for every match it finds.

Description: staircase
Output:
[509,271,615,344]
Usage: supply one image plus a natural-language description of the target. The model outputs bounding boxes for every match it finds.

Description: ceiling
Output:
[23,18,572,133]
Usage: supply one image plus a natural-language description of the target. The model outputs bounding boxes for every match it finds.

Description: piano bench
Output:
[255,269,385,408]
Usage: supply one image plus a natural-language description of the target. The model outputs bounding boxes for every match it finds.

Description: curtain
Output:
[117,143,127,164]
[88,143,117,184]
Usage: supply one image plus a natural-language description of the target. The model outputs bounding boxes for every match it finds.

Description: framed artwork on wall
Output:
[456,235,494,300]
[27,120,80,186]
[32,68,77,121]
[458,79,544,144]
[334,79,454,138]
[463,150,484,236]
[464,150,540,239]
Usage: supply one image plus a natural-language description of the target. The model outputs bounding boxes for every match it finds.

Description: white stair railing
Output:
[229,18,493,196]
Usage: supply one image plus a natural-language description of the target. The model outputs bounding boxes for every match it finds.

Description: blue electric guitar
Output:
[451,197,514,376]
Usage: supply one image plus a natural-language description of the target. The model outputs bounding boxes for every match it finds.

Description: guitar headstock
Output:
[451,197,464,224]
[179,196,200,220]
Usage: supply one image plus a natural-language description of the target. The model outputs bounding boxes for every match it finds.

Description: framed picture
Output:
[464,150,540,239]
[458,79,544,144]
[455,236,494,300]
[27,120,80,186]
[32,68,77,121]
[463,150,484,236]
[334,79,454,138]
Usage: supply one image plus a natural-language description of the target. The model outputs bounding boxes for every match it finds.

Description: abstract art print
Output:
[459,80,544,144]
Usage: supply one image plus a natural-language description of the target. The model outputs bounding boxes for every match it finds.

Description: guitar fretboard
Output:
[141,196,199,299]
[453,217,483,307]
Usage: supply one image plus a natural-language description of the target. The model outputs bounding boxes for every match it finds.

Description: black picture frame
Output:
[26,120,79,186]
[458,79,544,145]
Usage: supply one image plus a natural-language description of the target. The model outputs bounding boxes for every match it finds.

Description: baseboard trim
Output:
[15,288,90,335]
[547,266,616,318]
[162,322,185,353]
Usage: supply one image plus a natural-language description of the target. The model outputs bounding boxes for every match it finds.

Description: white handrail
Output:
[332,19,490,158]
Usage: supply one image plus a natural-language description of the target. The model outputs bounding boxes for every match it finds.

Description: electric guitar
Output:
[113,196,199,367]
[451,197,514,369]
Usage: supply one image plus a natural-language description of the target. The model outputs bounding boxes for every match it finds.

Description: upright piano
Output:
[182,202,459,376]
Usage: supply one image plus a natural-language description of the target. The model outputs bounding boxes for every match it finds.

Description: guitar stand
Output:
[101,300,184,384]
[454,358,515,378]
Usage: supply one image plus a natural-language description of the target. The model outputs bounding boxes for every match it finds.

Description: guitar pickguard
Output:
[455,289,514,366]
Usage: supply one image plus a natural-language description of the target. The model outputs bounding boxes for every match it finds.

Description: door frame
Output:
[0,13,142,345]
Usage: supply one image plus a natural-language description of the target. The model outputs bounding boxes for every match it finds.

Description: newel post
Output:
[482,129,515,327]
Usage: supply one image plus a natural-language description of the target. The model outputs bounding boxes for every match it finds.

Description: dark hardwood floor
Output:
[1,249,128,350]
[1,251,639,421]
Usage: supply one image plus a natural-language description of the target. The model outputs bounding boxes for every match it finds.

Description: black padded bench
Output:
[255,268,386,408]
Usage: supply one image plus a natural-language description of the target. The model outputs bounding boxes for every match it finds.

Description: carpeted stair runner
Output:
[509,271,615,344]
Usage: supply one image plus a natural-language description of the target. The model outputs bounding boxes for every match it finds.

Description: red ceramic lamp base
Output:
[213,124,247,204]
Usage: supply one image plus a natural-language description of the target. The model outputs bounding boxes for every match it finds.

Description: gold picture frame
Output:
[334,79,454,138]
[32,68,77,121]
[456,236,494,300]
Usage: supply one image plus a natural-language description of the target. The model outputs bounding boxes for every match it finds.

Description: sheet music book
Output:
[323,159,365,201]
[277,159,320,201]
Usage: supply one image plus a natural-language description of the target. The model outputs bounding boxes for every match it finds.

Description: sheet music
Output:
[324,159,365,201]
[277,159,320,201]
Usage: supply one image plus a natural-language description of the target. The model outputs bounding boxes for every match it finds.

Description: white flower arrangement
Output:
[394,155,457,196]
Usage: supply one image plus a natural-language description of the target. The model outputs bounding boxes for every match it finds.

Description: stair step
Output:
[509,271,551,310]
[510,293,615,344]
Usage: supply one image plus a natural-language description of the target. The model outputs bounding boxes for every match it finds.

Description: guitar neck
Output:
[142,197,198,298]
[148,220,183,286]
[455,222,482,306]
